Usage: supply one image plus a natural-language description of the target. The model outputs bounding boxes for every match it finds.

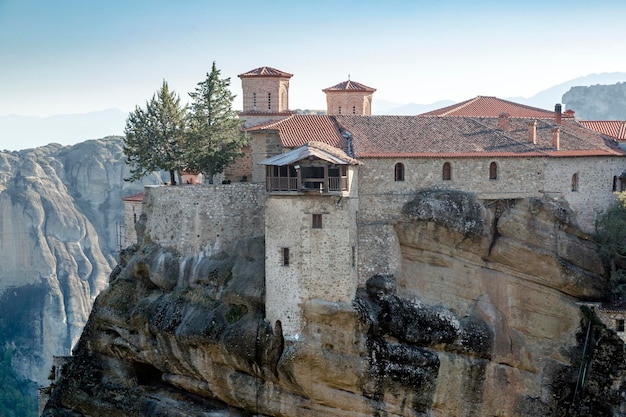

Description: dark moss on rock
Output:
[402,189,486,238]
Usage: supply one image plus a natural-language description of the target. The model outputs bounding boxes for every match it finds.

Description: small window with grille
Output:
[281,247,290,266]
[312,214,322,229]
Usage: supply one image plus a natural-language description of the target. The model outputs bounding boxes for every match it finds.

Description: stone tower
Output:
[238,66,294,128]
[323,79,376,115]
[260,143,361,337]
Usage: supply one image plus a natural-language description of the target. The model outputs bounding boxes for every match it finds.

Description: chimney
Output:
[552,127,560,150]
[529,120,537,144]
[554,103,562,124]
[498,112,510,131]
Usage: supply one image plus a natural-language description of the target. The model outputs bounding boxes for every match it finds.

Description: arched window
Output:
[489,162,498,180]
[267,93,272,110]
[442,162,451,181]
[394,163,405,182]
[571,173,579,192]
[338,106,342,114]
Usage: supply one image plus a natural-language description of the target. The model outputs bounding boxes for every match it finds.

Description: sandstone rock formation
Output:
[562,82,626,120]
[42,191,624,416]
[0,138,160,384]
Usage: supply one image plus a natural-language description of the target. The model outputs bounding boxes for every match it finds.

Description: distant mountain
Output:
[372,72,626,117]
[562,82,626,120]
[375,100,456,116]
[0,108,127,151]
[508,72,626,111]
[0,138,161,385]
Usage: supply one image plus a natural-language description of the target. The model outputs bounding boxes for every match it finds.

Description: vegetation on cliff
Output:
[0,347,38,417]
[123,81,187,185]
[594,192,626,298]
[123,61,246,185]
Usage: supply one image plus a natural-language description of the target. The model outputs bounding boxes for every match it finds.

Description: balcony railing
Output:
[266,176,348,192]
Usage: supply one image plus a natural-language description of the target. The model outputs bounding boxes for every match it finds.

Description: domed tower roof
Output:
[322,78,376,116]
[238,66,294,78]
[238,67,294,127]
[322,79,376,93]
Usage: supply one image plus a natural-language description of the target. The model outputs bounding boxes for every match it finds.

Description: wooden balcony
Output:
[266,176,348,193]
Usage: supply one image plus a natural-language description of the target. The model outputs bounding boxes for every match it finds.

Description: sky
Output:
[1,0,626,148]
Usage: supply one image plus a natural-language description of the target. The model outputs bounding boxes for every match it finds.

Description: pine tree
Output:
[186,62,246,184]
[123,80,187,185]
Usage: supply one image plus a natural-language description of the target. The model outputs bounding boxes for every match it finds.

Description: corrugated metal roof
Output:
[260,141,361,166]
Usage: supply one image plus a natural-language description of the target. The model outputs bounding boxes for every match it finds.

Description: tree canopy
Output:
[594,192,626,298]
[186,62,247,183]
[123,62,246,185]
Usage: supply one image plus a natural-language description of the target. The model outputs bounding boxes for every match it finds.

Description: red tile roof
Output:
[323,80,376,93]
[247,114,625,158]
[420,96,557,118]
[121,192,144,202]
[238,67,293,78]
[246,115,347,149]
[579,121,626,141]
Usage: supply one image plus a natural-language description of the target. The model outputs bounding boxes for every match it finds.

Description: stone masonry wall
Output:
[265,194,359,336]
[240,77,290,114]
[357,156,621,230]
[223,145,252,183]
[250,132,283,183]
[325,91,373,115]
[142,183,265,256]
[543,156,623,229]
[122,200,142,247]
[355,155,623,281]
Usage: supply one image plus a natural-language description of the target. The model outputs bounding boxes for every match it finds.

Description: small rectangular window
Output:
[281,247,290,266]
[312,214,322,229]
[617,319,625,332]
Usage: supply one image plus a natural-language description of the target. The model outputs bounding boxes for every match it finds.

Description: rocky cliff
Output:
[42,190,626,416]
[562,82,626,120]
[0,138,161,384]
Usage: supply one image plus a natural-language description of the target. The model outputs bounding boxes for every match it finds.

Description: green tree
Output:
[594,192,626,298]
[186,62,246,183]
[0,347,38,417]
[123,80,187,185]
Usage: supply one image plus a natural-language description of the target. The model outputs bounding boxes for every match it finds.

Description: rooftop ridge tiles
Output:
[238,66,293,78]
[323,80,376,92]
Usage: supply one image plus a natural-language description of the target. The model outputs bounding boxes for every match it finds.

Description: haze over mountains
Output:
[1,72,626,151]
[377,72,626,115]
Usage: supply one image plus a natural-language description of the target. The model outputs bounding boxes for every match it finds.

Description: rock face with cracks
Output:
[43,191,623,416]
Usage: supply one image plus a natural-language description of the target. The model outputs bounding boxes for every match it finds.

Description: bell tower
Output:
[238,66,294,127]
[323,79,376,116]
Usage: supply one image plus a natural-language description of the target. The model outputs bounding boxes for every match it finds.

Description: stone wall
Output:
[596,307,626,343]
[240,77,290,115]
[223,145,252,183]
[265,194,359,335]
[325,91,373,115]
[357,155,622,231]
[142,183,265,256]
[122,199,142,247]
[250,131,283,183]
[543,156,623,229]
